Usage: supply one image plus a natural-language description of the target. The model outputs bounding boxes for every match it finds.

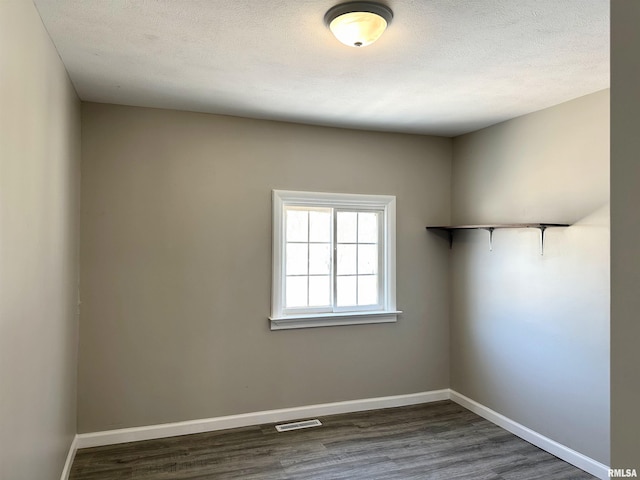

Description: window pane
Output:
[286,243,308,275]
[337,244,357,275]
[337,211,357,243]
[309,210,331,242]
[286,209,308,242]
[309,243,331,275]
[337,276,357,306]
[309,276,330,306]
[358,212,378,243]
[358,275,378,305]
[286,276,308,308]
[358,244,378,275]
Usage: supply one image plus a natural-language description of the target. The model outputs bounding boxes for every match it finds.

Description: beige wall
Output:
[611,0,640,470]
[78,103,452,432]
[450,90,610,464]
[0,1,81,479]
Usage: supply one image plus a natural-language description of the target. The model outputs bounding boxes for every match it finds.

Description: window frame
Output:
[270,190,400,330]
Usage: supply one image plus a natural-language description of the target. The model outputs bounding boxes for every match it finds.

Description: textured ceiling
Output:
[33,0,610,136]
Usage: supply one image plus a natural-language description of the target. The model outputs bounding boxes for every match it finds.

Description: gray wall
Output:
[0,1,81,479]
[450,90,610,464]
[79,103,452,433]
[611,0,640,470]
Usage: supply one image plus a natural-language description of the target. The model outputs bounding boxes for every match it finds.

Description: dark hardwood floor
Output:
[70,400,595,479]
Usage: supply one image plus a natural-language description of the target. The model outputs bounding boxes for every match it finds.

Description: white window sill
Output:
[269,310,402,331]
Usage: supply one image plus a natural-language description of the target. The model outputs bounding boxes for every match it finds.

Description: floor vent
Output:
[275,419,322,432]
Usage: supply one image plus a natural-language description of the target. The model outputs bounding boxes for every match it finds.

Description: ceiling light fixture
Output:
[324,2,393,48]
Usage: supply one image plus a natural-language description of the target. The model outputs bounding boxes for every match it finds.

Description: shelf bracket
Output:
[539,226,547,256]
[483,227,495,251]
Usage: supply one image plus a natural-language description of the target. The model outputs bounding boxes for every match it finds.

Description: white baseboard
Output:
[449,390,609,480]
[60,434,78,480]
[76,389,449,449]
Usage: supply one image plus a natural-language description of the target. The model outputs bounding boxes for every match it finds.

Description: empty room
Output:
[1,1,638,479]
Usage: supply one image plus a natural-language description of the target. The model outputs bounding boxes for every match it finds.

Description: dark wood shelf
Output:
[426,223,571,254]
[426,223,570,231]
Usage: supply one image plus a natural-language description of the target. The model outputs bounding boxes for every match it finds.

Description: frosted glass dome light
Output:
[325,2,393,48]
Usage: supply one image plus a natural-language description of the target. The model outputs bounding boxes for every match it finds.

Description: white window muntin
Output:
[283,205,335,316]
[282,206,384,315]
[272,190,397,327]
[332,207,384,313]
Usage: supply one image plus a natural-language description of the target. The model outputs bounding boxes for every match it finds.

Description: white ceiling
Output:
[33,0,610,136]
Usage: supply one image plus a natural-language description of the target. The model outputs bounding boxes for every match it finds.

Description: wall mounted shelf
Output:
[426,223,571,255]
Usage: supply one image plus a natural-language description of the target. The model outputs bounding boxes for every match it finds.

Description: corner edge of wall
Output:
[60,434,78,480]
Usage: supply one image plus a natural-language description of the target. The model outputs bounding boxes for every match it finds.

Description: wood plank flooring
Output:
[70,400,595,479]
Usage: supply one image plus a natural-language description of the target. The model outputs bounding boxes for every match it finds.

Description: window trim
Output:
[270,190,400,330]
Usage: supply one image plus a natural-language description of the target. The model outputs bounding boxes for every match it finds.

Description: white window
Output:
[270,190,400,330]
